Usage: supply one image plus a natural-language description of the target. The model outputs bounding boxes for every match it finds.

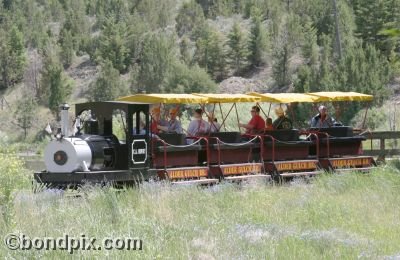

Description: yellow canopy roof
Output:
[117,93,209,104]
[248,92,321,103]
[193,93,262,103]
[308,91,373,102]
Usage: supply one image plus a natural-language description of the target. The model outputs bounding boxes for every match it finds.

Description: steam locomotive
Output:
[34,94,376,188]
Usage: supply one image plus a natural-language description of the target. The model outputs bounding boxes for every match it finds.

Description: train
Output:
[34,92,376,187]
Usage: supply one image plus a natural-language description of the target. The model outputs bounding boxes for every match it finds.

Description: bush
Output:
[0,153,30,206]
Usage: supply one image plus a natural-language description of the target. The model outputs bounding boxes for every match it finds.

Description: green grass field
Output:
[1,153,400,259]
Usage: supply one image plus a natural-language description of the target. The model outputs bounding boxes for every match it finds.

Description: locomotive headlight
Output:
[53,150,68,165]
[55,133,63,141]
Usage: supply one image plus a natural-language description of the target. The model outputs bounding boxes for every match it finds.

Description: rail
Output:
[360,131,400,160]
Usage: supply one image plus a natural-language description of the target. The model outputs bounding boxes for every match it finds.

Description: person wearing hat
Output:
[272,106,293,130]
[310,105,337,128]
[158,108,183,134]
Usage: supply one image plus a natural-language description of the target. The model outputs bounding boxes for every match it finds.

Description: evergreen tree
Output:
[194,25,227,81]
[137,34,175,93]
[59,28,74,68]
[166,62,217,93]
[88,59,127,102]
[227,22,249,75]
[0,26,26,90]
[353,0,399,55]
[14,97,38,139]
[175,0,205,38]
[180,36,193,66]
[40,52,73,113]
[248,10,266,68]
[96,18,129,73]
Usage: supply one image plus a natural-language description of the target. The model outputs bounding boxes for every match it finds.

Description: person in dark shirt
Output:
[272,106,292,130]
[310,105,337,128]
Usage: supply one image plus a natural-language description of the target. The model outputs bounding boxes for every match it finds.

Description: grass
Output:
[2,154,400,258]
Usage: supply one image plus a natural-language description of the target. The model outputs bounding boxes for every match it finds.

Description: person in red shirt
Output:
[150,106,167,134]
[239,106,265,134]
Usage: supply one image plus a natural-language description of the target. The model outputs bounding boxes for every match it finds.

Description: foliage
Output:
[227,22,249,75]
[166,62,217,93]
[176,0,205,39]
[96,18,130,73]
[0,26,26,90]
[13,97,38,139]
[39,51,73,114]
[136,34,176,93]
[194,25,227,81]
[248,9,266,68]
[88,59,127,102]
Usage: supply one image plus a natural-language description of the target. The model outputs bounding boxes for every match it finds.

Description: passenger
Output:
[150,106,168,134]
[158,108,183,134]
[133,120,146,135]
[239,106,265,134]
[310,105,337,128]
[273,106,293,130]
[187,108,209,136]
[207,112,221,133]
[265,117,274,131]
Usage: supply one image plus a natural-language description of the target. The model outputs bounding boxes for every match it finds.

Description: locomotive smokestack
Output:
[60,103,70,137]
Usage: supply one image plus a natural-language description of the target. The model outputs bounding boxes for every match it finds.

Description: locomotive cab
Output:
[35,101,152,187]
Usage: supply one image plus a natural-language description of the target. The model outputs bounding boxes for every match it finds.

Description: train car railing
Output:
[360,131,400,161]
[152,136,210,173]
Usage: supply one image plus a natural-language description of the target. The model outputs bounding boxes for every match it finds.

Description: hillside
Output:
[0,0,400,141]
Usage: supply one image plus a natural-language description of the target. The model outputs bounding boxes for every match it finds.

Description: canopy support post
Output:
[219,103,235,131]
[257,102,268,118]
[267,103,272,117]
[219,102,227,131]
[361,103,370,130]
[234,103,241,132]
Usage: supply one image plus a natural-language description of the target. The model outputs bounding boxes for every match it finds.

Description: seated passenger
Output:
[207,112,221,133]
[187,108,209,137]
[150,106,168,134]
[273,106,293,130]
[133,120,146,135]
[265,117,274,131]
[239,106,265,134]
[310,105,337,128]
[158,108,183,134]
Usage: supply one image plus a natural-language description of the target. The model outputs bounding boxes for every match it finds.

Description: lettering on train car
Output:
[221,163,262,175]
[331,158,371,168]
[276,161,317,171]
[132,139,147,164]
[166,168,208,179]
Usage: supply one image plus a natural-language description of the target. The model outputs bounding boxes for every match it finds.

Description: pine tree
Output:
[137,34,175,93]
[227,22,249,75]
[248,10,266,68]
[14,97,38,139]
[166,61,217,93]
[0,26,26,90]
[40,52,73,114]
[96,18,129,73]
[175,0,205,38]
[194,25,227,81]
[89,59,127,101]
[180,36,193,66]
[59,28,74,68]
